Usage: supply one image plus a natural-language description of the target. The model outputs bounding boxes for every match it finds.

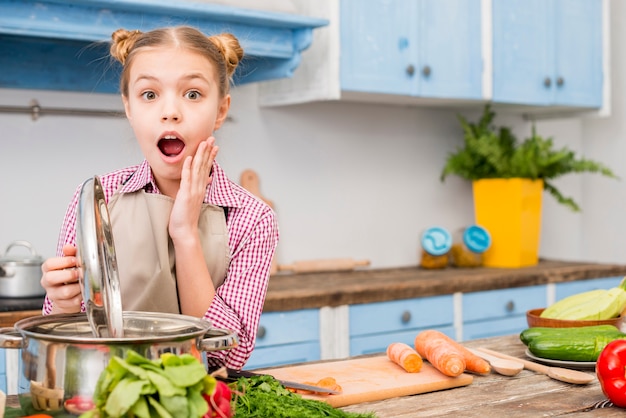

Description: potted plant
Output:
[441,105,617,268]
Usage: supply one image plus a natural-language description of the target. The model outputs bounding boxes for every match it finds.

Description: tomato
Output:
[64,395,95,414]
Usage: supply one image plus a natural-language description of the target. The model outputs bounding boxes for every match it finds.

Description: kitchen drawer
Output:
[463,285,547,322]
[555,276,622,300]
[462,316,529,341]
[245,341,320,370]
[254,309,319,348]
[0,348,5,394]
[350,325,455,356]
[349,295,454,337]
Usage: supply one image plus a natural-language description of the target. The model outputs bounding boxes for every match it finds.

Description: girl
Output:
[40,26,279,370]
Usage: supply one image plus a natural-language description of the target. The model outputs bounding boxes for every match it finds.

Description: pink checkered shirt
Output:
[43,160,279,369]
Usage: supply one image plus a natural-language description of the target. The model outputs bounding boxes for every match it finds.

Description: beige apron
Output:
[107,189,230,314]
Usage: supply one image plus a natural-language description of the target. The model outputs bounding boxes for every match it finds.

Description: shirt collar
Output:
[119,159,242,208]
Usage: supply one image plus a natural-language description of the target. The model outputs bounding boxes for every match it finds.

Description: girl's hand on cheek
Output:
[41,244,82,313]
[169,137,219,242]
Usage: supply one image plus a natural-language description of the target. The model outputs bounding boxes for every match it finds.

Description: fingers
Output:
[41,246,82,313]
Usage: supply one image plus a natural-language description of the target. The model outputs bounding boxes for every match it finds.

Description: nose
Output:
[161,96,181,122]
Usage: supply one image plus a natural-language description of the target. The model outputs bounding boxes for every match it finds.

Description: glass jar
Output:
[450,225,491,267]
[419,226,452,269]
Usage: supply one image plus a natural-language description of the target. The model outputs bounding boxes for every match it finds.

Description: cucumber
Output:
[519,325,622,346]
[528,334,626,362]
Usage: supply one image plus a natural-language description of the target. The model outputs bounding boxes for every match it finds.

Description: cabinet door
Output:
[552,0,603,107]
[340,0,418,95]
[493,0,603,107]
[349,295,454,356]
[492,0,553,105]
[419,0,482,99]
[0,348,5,393]
[245,309,320,369]
[462,285,547,340]
[340,0,482,99]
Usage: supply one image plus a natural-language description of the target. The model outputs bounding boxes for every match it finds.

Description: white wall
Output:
[1,1,624,269]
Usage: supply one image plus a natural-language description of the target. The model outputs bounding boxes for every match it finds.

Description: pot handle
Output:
[4,240,38,256]
[0,265,15,278]
[199,328,239,352]
[0,327,24,349]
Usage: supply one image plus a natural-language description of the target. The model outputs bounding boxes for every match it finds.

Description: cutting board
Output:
[255,355,473,408]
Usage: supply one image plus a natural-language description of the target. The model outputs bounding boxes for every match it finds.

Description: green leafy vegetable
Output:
[231,375,377,418]
[79,351,214,418]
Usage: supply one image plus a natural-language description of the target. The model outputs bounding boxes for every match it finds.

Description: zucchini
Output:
[528,334,626,362]
[519,325,622,346]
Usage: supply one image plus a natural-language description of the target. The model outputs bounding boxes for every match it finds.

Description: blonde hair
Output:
[110,26,244,98]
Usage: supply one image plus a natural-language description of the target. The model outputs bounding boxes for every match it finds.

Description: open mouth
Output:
[158,135,185,157]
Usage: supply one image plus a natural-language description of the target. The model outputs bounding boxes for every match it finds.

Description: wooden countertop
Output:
[3,260,626,325]
[264,259,626,312]
[340,334,618,417]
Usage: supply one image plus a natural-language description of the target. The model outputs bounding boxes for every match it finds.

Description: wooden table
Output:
[337,335,619,417]
[4,334,622,417]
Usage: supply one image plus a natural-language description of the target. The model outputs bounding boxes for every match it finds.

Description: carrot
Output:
[414,330,491,375]
[386,342,423,373]
[295,376,343,395]
[414,330,466,376]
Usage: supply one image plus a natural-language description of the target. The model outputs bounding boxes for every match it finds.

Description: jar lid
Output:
[421,226,452,256]
[463,225,491,253]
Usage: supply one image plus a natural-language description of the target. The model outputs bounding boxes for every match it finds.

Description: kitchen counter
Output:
[2,260,626,326]
[4,334,619,416]
[264,259,626,312]
[337,334,619,417]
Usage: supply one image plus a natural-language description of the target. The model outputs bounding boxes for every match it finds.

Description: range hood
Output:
[0,0,328,93]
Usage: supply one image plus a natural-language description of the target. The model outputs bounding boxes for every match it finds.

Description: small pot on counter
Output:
[0,240,45,298]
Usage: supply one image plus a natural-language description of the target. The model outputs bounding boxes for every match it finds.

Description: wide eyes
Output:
[138,90,201,101]
[185,90,201,100]
[141,91,157,101]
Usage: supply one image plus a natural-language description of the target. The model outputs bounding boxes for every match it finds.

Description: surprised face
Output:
[122,46,230,193]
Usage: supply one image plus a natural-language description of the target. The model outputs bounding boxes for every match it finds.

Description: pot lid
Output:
[13,311,220,343]
[76,176,124,338]
[0,240,43,265]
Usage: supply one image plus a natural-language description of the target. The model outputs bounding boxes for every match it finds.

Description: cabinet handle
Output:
[401,310,411,323]
[543,77,552,88]
[406,64,415,76]
[257,325,267,339]
[422,65,431,77]
[505,301,515,312]
[556,77,564,87]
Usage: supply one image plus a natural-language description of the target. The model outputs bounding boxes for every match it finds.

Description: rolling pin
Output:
[278,258,371,274]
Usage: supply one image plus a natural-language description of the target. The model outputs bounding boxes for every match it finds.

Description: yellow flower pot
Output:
[472,178,543,268]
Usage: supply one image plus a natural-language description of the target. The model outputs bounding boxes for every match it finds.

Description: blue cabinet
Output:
[245,309,320,370]
[555,276,622,301]
[0,348,5,394]
[492,0,603,107]
[462,285,547,340]
[349,295,454,356]
[340,0,483,99]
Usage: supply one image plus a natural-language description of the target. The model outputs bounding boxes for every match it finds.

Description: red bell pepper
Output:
[596,339,626,407]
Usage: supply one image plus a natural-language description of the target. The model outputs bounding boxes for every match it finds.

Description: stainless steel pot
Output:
[0,311,238,415]
[0,240,45,298]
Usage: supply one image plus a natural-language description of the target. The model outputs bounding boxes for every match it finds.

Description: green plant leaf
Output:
[441,104,618,211]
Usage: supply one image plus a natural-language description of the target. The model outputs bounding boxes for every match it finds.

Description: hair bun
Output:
[110,29,142,65]
[208,33,244,78]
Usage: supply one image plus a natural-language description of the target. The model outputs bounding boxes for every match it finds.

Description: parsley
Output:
[231,375,377,418]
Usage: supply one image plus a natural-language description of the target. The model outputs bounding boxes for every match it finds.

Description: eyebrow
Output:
[133,73,210,84]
